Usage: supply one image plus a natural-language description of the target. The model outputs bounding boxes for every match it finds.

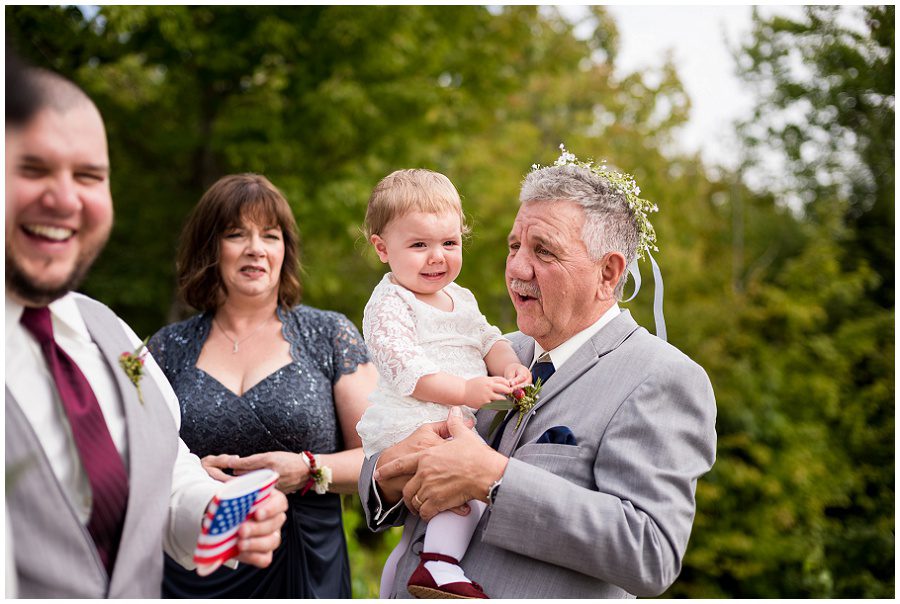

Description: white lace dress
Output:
[357,273,505,457]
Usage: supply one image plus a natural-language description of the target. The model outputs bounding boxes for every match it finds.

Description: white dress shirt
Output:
[5,291,219,568]
[531,303,621,370]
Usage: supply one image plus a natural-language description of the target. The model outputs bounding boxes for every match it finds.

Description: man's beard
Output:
[5,247,100,307]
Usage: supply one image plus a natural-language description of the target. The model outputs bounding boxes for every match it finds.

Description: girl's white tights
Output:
[422,499,487,585]
[378,499,487,596]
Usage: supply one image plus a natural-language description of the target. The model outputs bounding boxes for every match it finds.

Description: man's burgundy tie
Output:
[20,306,129,574]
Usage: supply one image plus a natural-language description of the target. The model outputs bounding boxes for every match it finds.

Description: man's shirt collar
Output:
[532,303,620,370]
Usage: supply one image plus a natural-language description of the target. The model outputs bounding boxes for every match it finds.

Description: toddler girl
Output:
[356,169,529,599]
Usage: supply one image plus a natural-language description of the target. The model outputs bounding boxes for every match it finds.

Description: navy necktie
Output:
[21,306,129,574]
[490,353,555,450]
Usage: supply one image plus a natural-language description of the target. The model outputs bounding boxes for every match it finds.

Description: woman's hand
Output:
[230,451,311,494]
[200,454,239,482]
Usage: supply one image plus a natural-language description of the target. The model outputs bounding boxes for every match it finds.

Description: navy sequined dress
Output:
[148,305,369,598]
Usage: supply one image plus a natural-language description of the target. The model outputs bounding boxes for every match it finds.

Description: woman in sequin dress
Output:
[148,174,377,598]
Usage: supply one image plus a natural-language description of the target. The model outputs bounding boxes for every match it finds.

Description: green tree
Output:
[736,5,894,307]
[7,5,891,598]
[669,6,894,597]
[6,4,695,337]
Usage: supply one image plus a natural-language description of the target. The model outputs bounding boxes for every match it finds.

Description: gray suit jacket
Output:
[5,296,179,598]
[360,309,717,598]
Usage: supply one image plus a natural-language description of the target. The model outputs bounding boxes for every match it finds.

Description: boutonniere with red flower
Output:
[119,337,149,404]
[484,378,544,437]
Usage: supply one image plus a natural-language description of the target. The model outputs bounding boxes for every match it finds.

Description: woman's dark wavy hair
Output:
[177,173,302,312]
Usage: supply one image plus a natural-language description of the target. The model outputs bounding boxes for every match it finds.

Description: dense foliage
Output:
[7,5,893,597]
[680,6,894,597]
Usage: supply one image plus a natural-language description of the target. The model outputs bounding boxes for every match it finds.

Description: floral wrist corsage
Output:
[300,451,332,495]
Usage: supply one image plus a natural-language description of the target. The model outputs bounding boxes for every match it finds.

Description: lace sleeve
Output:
[330,313,370,381]
[456,285,504,357]
[363,288,440,397]
[478,314,505,358]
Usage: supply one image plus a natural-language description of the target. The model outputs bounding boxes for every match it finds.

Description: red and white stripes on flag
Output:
[193,470,278,575]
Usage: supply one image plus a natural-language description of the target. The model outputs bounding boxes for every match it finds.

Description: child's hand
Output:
[504,363,532,389]
[464,376,512,408]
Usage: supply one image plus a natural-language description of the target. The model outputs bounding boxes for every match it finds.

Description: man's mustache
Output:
[509,278,542,300]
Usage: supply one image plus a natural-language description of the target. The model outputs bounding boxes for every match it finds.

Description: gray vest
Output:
[5,296,179,598]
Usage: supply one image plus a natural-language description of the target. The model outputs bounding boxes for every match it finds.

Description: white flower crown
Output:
[531,144,659,260]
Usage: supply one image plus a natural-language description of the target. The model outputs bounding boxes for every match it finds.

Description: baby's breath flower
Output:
[532,144,659,259]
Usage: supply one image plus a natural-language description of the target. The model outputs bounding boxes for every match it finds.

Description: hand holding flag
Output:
[193,468,279,576]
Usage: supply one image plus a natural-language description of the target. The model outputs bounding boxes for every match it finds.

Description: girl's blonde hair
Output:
[364,169,470,237]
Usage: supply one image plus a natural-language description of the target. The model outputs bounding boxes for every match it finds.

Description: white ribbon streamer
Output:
[623,252,666,341]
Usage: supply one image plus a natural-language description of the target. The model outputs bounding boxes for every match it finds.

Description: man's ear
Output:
[370,234,389,264]
[598,252,626,301]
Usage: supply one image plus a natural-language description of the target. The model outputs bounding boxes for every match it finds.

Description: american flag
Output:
[193,469,278,575]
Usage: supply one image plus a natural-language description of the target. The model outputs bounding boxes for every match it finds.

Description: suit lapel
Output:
[75,298,140,471]
[504,310,642,453]
[509,334,535,366]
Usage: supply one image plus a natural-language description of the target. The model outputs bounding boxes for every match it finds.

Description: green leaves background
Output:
[7,5,893,597]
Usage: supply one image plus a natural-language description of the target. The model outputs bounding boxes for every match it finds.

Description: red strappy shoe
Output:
[407,552,489,599]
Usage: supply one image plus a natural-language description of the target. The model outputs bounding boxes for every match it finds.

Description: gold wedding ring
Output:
[413,494,424,509]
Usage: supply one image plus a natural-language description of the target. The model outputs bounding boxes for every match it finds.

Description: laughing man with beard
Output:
[5,67,288,598]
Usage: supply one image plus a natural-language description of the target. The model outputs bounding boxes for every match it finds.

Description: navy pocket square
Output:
[536,426,578,446]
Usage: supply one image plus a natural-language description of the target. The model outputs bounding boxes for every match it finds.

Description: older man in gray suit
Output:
[363,153,717,598]
[5,67,287,597]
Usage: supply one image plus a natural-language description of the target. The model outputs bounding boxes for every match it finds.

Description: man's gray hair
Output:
[519,164,639,299]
